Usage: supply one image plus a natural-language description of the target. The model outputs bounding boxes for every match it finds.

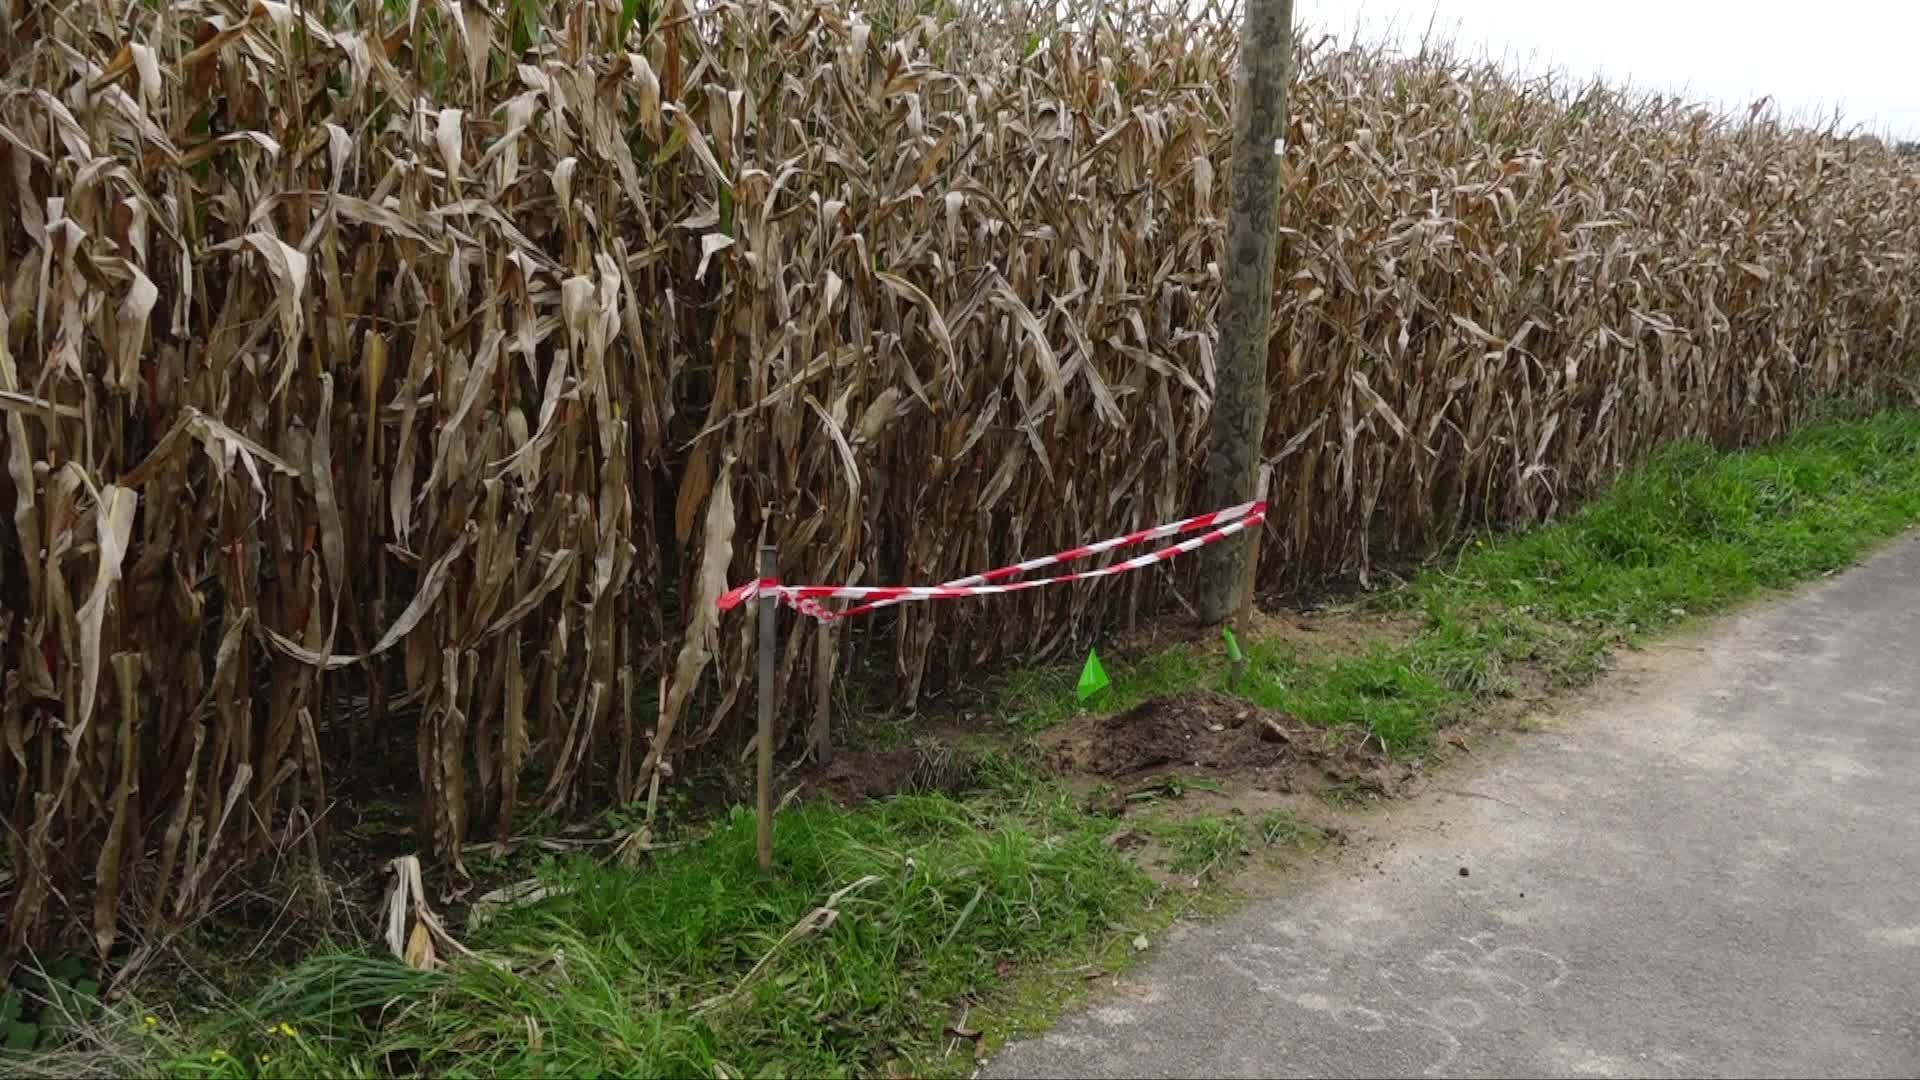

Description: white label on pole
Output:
[1273,137,1286,156]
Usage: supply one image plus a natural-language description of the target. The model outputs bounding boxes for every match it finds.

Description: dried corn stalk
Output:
[2,0,1917,966]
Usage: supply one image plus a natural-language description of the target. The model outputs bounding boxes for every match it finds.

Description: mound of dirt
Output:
[798,692,1406,808]
[1049,691,1314,776]
[801,748,919,805]
[1047,690,1394,794]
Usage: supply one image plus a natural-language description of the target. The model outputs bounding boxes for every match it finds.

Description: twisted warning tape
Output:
[717,499,1266,623]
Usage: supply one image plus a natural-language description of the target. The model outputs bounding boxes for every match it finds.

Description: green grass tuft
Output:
[1240,645,1453,754]
[1256,811,1329,850]
[1141,412,1920,758]
[1150,816,1247,876]
[1385,411,1920,691]
[157,797,1151,1079]
[1319,781,1377,810]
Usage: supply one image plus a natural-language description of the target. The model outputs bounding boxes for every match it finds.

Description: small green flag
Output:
[1221,626,1244,664]
[1077,648,1111,703]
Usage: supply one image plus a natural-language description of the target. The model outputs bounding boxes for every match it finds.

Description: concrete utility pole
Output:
[1198,0,1293,624]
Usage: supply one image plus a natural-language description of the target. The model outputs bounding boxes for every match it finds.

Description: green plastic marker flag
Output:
[1077,648,1111,703]
[1223,626,1247,690]
[1221,626,1244,664]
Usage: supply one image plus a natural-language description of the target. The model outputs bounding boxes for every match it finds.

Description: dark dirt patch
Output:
[795,743,982,805]
[798,691,1417,811]
[1045,691,1406,800]
[1050,691,1312,777]
[800,748,920,805]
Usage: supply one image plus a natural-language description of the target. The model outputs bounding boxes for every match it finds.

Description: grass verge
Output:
[77,409,1920,1079]
[144,791,1152,1079]
[1002,409,1920,755]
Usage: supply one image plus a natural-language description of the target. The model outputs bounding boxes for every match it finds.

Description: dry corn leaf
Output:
[7,0,1919,969]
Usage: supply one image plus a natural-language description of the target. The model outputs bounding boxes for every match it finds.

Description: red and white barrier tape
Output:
[717,500,1266,623]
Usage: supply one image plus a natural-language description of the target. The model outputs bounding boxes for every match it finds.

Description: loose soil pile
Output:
[1048,691,1312,776]
[1047,691,1398,795]
[795,691,1411,806]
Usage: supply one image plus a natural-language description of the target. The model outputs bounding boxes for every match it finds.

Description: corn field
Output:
[3,0,1918,966]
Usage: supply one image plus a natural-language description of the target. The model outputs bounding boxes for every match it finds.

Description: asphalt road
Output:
[986,533,1920,1079]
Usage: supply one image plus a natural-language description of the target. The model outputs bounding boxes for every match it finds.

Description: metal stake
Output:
[756,543,777,873]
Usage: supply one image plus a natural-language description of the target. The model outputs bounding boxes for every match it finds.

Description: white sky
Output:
[1295,0,1920,139]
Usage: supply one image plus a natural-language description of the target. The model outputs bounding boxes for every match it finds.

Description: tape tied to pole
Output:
[717,500,1267,623]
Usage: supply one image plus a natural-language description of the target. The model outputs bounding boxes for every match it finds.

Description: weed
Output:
[1320,782,1377,810]
[1236,647,1451,754]
[1256,812,1329,851]
[1391,413,1920,693]
[964,744,1049,794]
[157,797,1151,1078]
[1124,775,1228,804]
[1151,817,1248,876]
